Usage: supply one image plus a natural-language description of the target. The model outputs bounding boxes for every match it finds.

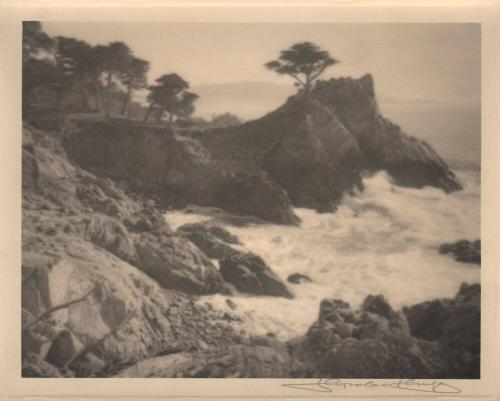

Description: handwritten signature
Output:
[282,378,462,394]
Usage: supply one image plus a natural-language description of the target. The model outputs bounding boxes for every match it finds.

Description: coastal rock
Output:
[404,283,480,353]
[22,124,244,378]
[45,329,84,368]
[219,253,293,298]
[291,285,479,378]
[134,233,231,295]
[82,215,137,263]
[287,273,312,284]
[177,223,240,260]
[62,75,460,224]
[313,75,462,192]
[114,344,305,378]
[439,240,480,265]
[261,100,367,210]
[178,223,239,244]
[63,120,299,225]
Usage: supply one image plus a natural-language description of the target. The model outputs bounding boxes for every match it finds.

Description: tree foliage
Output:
[144,73,198,126]
[265,42,338,97]
[210,112,242,128]
[119,57,150,115]
[94,42,133,117]
[22,21,54,63]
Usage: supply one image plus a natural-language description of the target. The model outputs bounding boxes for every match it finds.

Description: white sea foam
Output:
[165,168,480,340]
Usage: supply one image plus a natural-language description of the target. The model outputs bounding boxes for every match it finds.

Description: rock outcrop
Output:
[21,124,241,377]
[219,253,294,299]
[287,273,313,284]
[62,119,299,225]
[439,240,481,265]
[290,284,480,378]
[62,74,461,224]
[403,283,480,377]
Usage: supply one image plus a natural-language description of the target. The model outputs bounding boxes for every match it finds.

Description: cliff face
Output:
[313,75,462,192]
[63,119,299,225]
[63,74,461,223]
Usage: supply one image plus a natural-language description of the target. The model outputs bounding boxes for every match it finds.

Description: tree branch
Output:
[22,285,97,333]
[288,72,305,87]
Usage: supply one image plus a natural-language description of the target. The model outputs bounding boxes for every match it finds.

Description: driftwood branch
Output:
[22,285,97,333]
[65,309,136,369]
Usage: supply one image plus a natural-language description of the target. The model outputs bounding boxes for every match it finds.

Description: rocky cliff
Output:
[22,122,477,378]
[62,74,461,223]
[21,123,292,377]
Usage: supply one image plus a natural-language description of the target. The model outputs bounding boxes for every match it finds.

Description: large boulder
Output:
[219,252,293,299]
[404,283,480,354]
[133,233,231,295]
[177,222,239,260]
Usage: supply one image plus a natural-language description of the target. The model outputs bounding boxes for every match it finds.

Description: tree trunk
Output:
[120,84,132,116]
[167,112,174,127]
[80,83,90,110]
[143,102,155,123]
[304,77,311,102]
[156,107,164,125]
[105,69,112,118]
[93,81,101,111]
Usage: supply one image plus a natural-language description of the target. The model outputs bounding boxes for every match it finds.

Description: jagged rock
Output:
[219,253,293,298]
[22,354,68,378]
[63,75,460,222]
[132,209,172,235]
[313,75,462,192]
[134,233,231,295]
[287,273,312,284]
[82,216,137,263]
[291,285,479,378]
[178,223,239,244]
[45,329,84,368]
[439,239,480,264]
[261,99,367,210]
[179,230,238,260]
[404,283,480,353]
[177,223,240,260]
[22,124,245,378]
[76,183,122,217]
[402,299,453,340]
[403,283,480,378]
[63,120,299,225]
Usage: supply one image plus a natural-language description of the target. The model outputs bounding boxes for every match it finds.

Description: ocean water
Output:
[165,168,480,340]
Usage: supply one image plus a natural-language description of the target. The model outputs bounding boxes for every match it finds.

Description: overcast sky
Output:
[43,23,480,102]
[42,22,481,161]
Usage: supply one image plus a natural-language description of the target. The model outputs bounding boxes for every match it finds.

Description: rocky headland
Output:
[22,75,478,378]
[62,74,461,222]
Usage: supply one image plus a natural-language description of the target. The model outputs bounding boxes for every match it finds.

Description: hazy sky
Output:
[43,22,480,102]
[42,22,481,161]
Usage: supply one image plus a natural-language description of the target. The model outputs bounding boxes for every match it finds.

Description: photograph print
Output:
[21,22,481,379]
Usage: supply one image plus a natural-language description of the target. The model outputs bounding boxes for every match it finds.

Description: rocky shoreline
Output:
[22,75,479,378]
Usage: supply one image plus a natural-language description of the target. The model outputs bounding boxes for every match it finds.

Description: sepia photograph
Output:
[20,20,481,380]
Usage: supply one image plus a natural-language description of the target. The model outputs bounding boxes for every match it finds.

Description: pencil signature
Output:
[282,378,462,394]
